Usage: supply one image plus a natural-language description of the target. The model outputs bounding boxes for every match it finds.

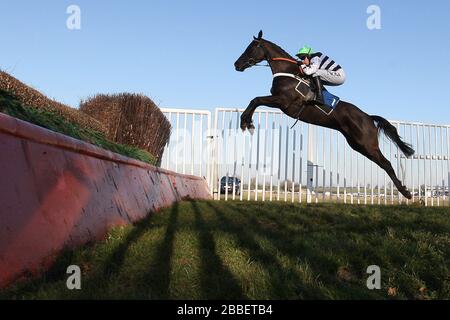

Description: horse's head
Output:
[234,30,266,72]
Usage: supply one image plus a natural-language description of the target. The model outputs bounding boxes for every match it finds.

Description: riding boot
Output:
[313,76,324,105]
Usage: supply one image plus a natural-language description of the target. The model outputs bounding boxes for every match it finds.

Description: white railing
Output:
[160,108,214,193]
[160,107,450,206]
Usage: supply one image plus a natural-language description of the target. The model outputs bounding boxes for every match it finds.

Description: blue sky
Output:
[1,0,449,124]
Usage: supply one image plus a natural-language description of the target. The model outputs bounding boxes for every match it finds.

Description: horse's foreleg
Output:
[241,95,283,132]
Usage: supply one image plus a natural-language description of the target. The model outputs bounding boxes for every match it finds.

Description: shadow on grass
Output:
[204,201,326,299]
[138,202,179,299]
[214,202,384,299]
[0,208,164,299]
[4,201,448,300]
[223,202,450,299]
[190,201,244,299]
[101,216,163,278]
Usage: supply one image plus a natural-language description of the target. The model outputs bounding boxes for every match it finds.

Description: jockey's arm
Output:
[301,56,320,76]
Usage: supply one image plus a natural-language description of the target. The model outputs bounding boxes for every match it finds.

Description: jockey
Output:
[296,45,346,105]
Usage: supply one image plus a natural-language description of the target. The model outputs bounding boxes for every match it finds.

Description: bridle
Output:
[242,57,265,68]
[245,39,304,74]
[243,39,307,128]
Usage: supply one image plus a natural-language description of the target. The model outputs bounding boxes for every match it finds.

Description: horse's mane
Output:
[262,39,295,59]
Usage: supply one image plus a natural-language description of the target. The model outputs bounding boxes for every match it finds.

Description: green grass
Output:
[1,201,449,300]
[0,89,157,165]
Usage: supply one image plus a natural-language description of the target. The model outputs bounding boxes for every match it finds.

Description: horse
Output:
[234,30,415,199]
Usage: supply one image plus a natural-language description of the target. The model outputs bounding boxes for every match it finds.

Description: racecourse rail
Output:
[161,108,450,206]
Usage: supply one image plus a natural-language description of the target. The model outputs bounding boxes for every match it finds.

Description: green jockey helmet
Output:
[296,45,313,58]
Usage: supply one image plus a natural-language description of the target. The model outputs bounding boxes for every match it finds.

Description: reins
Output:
[251,40,303,74]
[271,57,298,64]
[252,57,304,74]
[271,57,304,75]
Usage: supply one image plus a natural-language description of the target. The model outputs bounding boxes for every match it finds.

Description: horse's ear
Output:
[253,30,263,40]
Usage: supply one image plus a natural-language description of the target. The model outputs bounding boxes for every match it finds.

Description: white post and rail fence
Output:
[160,107,450,206]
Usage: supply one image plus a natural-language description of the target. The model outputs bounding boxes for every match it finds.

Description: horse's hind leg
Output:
[369,149,412,200]
[344,133,412,200]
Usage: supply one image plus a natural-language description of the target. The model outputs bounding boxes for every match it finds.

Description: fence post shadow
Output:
[190,200,245,299]
[204,201,324,299]
[138,202,179,299]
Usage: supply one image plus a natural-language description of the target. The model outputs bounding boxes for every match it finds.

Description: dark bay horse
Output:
[234,31,415,199]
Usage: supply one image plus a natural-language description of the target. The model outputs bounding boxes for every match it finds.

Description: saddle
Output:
[295,78,340,115]
[273,73,340,115]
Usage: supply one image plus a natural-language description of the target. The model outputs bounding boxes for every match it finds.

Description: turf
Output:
[0,89,157,165]
[1,201,449,300]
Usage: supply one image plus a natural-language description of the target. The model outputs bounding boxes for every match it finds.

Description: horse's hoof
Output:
[249,127,255,135]
[403,189,412,200]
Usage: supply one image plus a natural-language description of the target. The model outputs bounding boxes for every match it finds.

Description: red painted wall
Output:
[0,113,211,288]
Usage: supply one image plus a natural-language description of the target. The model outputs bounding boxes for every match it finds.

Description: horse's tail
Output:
[371,115,415,157]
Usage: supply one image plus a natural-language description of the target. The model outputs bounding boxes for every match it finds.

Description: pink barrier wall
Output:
[0,113,211,288]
